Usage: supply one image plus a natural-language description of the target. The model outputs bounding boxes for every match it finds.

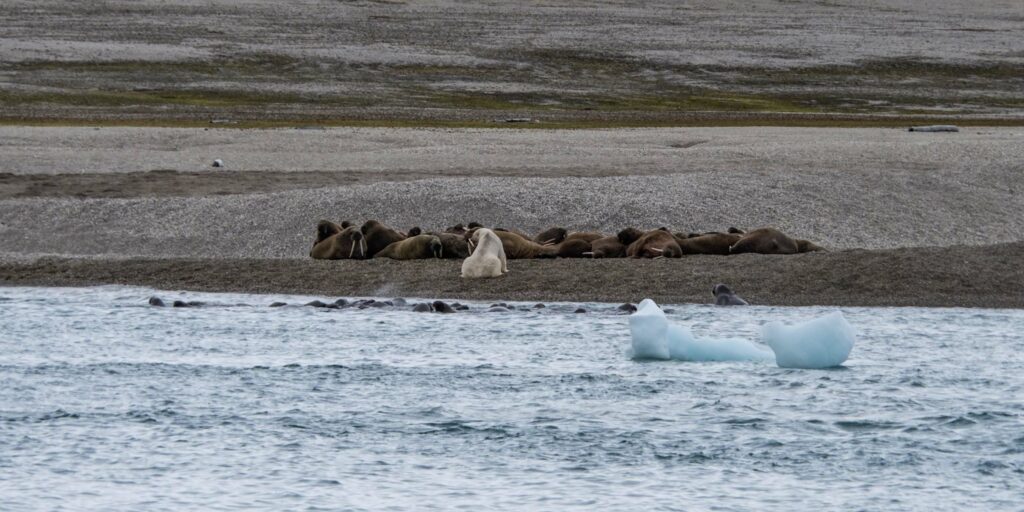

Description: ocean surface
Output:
[1,286,1022,511]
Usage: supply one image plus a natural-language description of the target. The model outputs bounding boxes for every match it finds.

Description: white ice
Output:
[628,299,774,362]
[763,311,855,369]
[628,299,671,360]
[629,300,856,368]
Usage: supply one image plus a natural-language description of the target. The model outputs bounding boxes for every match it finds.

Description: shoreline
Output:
[3,242,1022,309]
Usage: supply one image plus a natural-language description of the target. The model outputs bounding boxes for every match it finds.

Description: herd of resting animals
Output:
[310,220,825,279]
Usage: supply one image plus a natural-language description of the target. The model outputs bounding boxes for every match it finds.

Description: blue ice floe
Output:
[628,299,774,362]
[628,299,854,368]
[763,311,855,369]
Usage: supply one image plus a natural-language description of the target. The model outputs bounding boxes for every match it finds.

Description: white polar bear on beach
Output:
[461,228,508,278]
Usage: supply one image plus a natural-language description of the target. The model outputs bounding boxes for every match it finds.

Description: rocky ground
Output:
[1,0,1023,123]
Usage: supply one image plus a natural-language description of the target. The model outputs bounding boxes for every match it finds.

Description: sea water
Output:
[0,286,1022,511]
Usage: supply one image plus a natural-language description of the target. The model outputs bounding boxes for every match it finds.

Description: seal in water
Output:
[713,284,749,306]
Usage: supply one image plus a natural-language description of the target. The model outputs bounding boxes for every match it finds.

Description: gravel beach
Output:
[1,126,1022,307]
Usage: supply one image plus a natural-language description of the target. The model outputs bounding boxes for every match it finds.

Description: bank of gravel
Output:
[3,242,1021,308]
[1,127,1022,258]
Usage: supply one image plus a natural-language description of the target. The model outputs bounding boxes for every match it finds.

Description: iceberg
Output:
[628,299,773,362]
[628,299,671,360]
[763,311,855,369]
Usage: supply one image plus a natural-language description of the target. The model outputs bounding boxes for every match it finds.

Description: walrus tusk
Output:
[653,255,664,260]
[650,248,663,253]
[540,238,556,246]
[349,241,356,259]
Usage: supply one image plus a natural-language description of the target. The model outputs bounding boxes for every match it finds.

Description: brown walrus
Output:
[534,228,603,246]
[585,228,643,258]
[468,228,589,259]
[627,229,682,258]
[445,222,483,236]
[795,239,827,252]
[673,232,742,255]
[534,227,567,245]
[495,227,534,241]
[314,220,352,245]
[729,227,825,254]
[374,234,443,260]
[553,238,593,258]
[360,220,408,257]
[566,232,605,243]
[435,232,470,258]
[310,223,367,259]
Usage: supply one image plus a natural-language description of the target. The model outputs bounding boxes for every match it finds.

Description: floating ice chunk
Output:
[665,323,774,362]
[628,299,670,360]
[629,299,773,362]
[763,311,855,369]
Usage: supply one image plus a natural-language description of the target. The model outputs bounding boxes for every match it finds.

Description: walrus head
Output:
[347,230,366,259]
[727,227,744,234]
[407,226,422,237]
[315,219,349,245]
[535,227,567,246]
[617,227,643,245]
[309,226,367,259]
[660,244,682,258]
[429,236,443,259]
[713,283,733,296]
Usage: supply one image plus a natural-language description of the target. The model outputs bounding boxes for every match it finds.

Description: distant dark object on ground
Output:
[908,125,959,132]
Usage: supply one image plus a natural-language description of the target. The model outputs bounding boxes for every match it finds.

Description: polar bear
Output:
[461,228,507,278]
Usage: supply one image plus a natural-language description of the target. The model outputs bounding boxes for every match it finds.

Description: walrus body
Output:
[713,284,749,306]
[462,228,507,278]
[729,227,823,255]
[566,232,604,243]
[492,230,591,258]
[361,220,408,257]
[435,232,470,258]
[627,229,682,258]
[588,236,626,258]
[310,224,367,259]
[675,232,742,255]
[795,239,827,252]
[374,234,443,260]
[553,238,592,258]
[495,227,533,241]
[587,228,643,258]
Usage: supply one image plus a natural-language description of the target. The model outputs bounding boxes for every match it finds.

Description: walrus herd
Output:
[310,219,826,262]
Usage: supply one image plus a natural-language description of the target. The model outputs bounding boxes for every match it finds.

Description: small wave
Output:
[835,420,903,432]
